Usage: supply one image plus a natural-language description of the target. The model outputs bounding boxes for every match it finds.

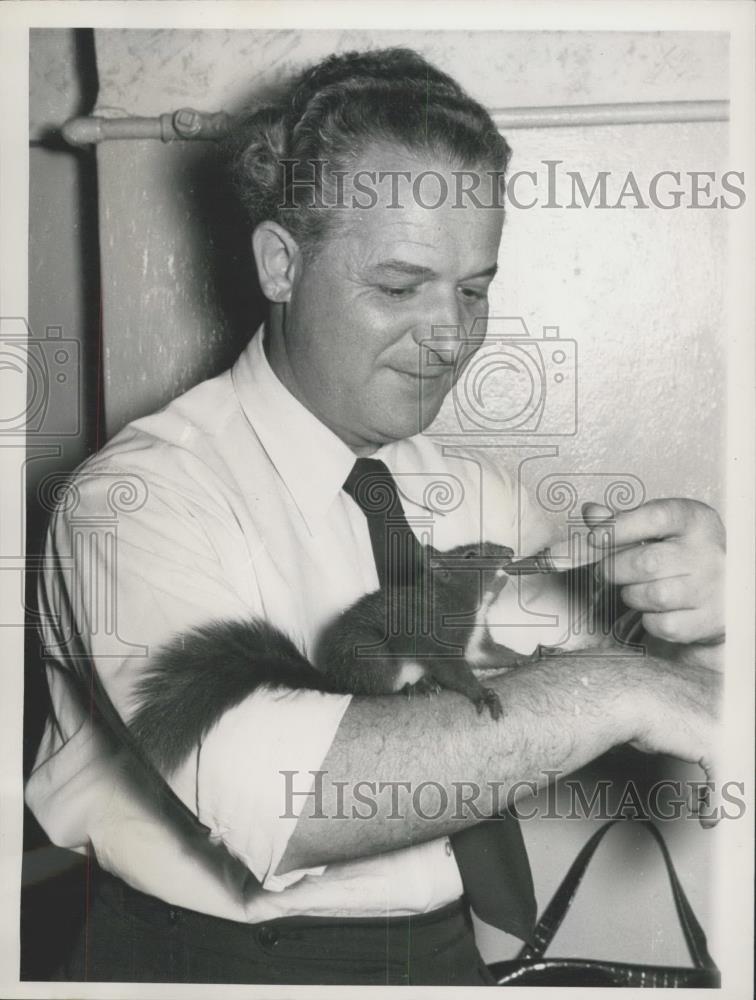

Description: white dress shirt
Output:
[26,327,548,922]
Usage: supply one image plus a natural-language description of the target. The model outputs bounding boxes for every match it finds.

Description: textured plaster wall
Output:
[28,29,98,488]
[88,29,728,965]
[477,118,727,544]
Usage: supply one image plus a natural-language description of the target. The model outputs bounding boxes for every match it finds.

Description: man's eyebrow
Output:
[370,260,499,281]
[461,263,499,281]
[371,259,437,279]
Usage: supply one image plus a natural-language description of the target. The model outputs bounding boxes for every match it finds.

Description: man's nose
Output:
[409,290,464,354]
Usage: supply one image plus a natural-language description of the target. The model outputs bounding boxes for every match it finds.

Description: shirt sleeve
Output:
[31,457,351,890]
[197,688,350,890]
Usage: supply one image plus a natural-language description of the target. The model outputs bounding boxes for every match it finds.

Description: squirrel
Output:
[128,541,542,775]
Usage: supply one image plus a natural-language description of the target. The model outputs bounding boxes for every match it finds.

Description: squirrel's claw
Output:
[476,688,503,721]
[414,677,442,698]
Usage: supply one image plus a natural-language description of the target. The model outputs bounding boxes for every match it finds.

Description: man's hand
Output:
[584,498,725,646]
[627,654,723,827]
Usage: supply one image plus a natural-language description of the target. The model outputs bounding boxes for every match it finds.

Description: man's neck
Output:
[262,316,384,458]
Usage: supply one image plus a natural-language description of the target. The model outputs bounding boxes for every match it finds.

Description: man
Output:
[26,48,724,985]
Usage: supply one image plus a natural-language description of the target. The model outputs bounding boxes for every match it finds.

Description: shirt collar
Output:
[232,326,358,534]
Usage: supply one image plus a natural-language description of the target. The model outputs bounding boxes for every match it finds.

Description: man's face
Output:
[269,145,504,453]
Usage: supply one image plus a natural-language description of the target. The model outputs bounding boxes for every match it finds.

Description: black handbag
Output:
[489,819,720,987]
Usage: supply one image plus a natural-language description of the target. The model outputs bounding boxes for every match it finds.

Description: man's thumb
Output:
[581,501,614,527]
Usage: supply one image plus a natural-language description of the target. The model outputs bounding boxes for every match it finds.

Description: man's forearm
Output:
[278,650,719,873]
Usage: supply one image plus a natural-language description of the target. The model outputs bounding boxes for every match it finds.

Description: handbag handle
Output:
[518,819,718,971]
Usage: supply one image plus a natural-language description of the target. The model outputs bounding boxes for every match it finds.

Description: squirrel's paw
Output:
[413,677,442,698]
[475,687,503,721]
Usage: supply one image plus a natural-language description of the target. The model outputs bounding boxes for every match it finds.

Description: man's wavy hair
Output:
[224,47,511,257]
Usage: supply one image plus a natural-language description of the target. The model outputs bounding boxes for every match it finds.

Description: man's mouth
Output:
[389,366,451,382]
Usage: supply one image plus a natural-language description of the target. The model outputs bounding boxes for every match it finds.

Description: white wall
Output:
[91,28,728,965]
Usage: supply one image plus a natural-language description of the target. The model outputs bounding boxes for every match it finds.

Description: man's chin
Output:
[373,393,445,441]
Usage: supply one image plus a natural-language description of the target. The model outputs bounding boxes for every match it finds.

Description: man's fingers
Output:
[583,497,725,645]
[587,498,702,549]
[687,769,721,829]
[621,574,697,613]
[640,609,717,644]
[598,540,688,585]
[689,751,722,829]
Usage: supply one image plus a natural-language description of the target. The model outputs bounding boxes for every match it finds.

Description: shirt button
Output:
[445,839,453,856]
[257,925,280,947]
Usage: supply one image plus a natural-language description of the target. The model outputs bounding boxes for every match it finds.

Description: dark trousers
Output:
[58,864,495,985]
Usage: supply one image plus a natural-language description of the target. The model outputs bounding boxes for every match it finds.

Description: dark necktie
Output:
[343,456,536,943]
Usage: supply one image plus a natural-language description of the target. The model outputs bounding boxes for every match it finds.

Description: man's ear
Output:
[252,221,300,303]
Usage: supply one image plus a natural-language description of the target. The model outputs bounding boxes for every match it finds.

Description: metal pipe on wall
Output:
[61,100,729,146]
[62,108,231,146]
[490,100,728,129]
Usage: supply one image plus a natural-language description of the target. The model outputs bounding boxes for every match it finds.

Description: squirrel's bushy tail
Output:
[128,619,332,775]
